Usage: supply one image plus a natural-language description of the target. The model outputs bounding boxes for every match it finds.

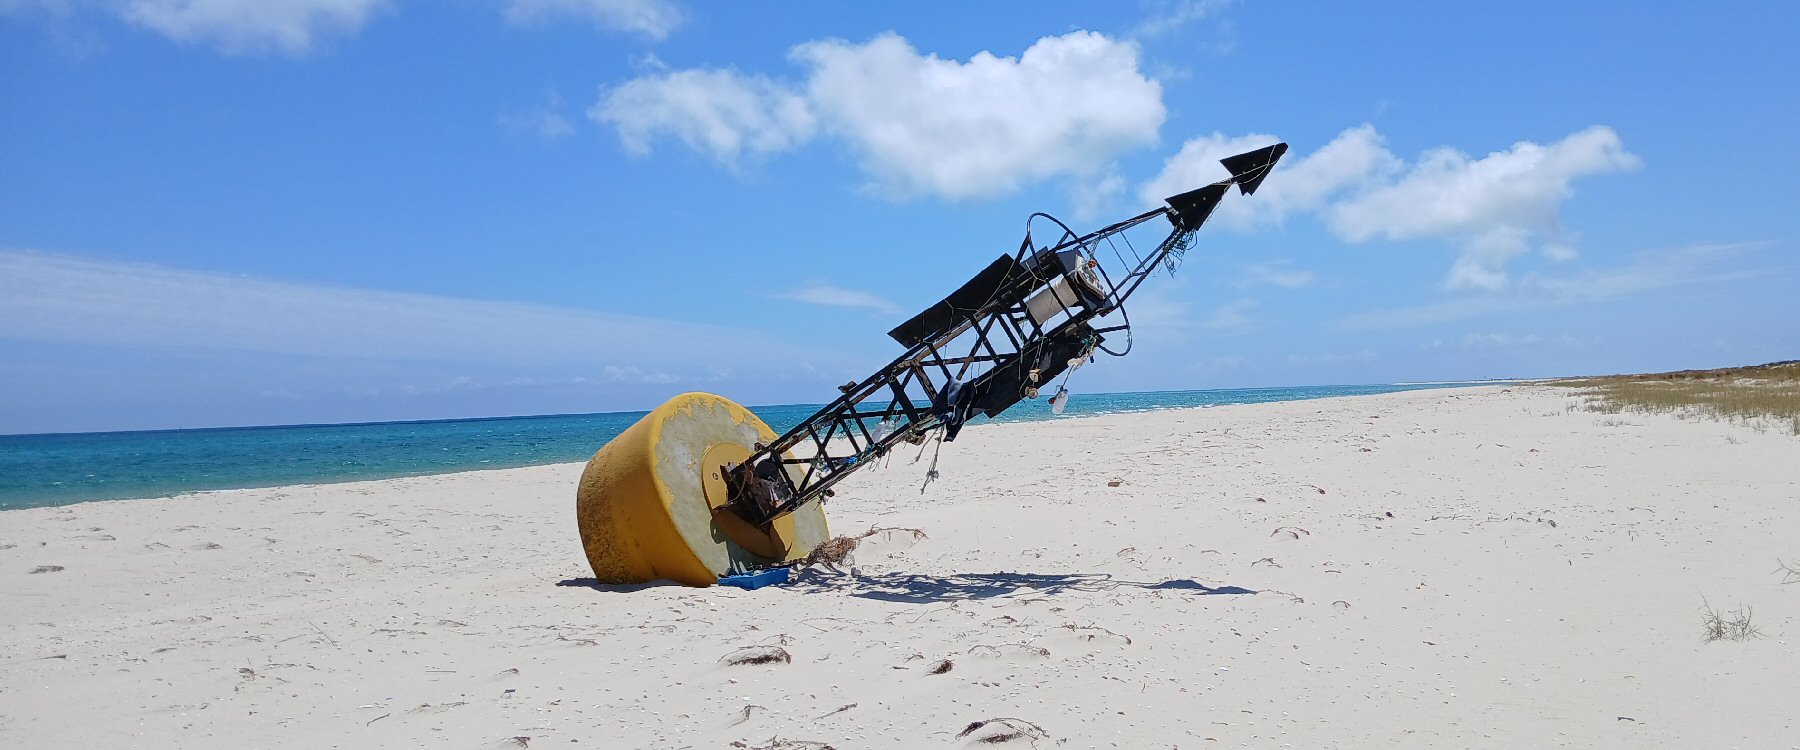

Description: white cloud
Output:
[599,365,679,384]
[796,31,1164,199]
[590,68,816,168]
[1338,242,1765,329]
[775,284,901,315]
[1066,172,1127,222]
[0,249,835,375]
[122,0,386,54]
[502,0,683,40]
[1329,126,1641,290]
[1234,260,1317,289]
[500,90,574,140]
[1133,0,1234,38]
[6,0,682,53]
[1140,124,1397,229]
[594,31,1166,200]
[1141,124,1639,291]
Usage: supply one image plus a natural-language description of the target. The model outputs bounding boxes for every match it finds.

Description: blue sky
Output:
[2,1,1795,434]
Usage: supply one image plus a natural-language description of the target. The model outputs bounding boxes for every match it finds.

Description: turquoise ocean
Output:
[0,383,1474,510]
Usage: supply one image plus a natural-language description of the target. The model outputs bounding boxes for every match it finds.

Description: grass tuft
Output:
[1553,360,1800,435]
[1700,598,1763,643]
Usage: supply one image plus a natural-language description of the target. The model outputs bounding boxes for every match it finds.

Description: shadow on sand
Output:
[786,568,1256,603]
[554,578,684,593]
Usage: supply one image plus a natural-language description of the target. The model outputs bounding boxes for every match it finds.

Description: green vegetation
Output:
[1554,360,1800,435]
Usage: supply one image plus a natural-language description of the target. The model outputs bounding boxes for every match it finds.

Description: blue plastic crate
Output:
[718,567,790,590]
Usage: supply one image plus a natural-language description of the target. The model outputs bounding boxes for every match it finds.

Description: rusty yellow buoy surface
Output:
[576,392,829,586]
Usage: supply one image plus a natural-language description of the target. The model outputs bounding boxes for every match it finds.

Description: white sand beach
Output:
[3,385,1798,748]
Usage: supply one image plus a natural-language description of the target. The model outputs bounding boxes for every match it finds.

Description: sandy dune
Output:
[3,386,1798,748]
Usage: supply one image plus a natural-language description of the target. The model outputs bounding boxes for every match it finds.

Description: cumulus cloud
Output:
[795,31,1164,199]
[122,0,387,54]
[774,284,901,315]
[1141,124,1639,291]
[591,68,815,168]
[502,0,683,40]
[1329,126,1641,290]
[592,31,1166,200]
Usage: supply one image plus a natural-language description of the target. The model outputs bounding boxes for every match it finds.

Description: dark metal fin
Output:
[1220,142,1289,195]
[1163,182,1230,232]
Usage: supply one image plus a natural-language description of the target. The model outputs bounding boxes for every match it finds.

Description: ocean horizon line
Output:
[0,379,1510,440]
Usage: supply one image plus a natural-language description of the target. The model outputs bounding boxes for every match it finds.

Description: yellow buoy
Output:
[575,392,829,586]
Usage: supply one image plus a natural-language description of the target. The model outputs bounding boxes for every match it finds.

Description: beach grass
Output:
[1553,361,1800,435]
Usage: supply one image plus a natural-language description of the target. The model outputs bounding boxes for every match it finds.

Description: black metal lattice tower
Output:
[720,143,1288,527]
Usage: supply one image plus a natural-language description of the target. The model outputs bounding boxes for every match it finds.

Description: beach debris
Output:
[796,537,859,568]
[1106,477,1124,487]
[28,565,64,574]
[967,643,1050,659]
[794,526,927,569]
[816,703,858,719]
[732,704,765,726]
[506,737,530,747]
[956,717,1049,744]
[364,712,389,726]
[1777,559,1800,584]
[1270,526,1310,540]
[1250,557,1280,567]
[721,646,792,666]
[308,621,339,648]
[732,738,837,750]
[927,659,954,675]
[1061,623,1132,645]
